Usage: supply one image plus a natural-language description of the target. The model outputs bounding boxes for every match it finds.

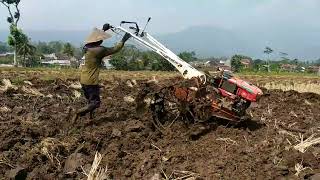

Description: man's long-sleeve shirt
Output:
[80,42,124,85]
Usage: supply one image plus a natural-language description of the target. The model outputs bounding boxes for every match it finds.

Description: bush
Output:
[109,46,176,71]
[0,56,14,64]
[231,54,252,72]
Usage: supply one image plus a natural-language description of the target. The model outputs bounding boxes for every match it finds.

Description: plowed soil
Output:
[1,76,320,179]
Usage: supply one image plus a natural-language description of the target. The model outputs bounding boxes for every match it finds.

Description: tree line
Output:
[231,53,320,73]
[0,40,82,67]
[109,45,197,71]
[0,0,81,67]
[2,38,320,72]
[0,0,197,70]
[0,39,198,71]
[1,1,320,72]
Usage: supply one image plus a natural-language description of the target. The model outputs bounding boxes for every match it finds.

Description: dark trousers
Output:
[79,84,101,116]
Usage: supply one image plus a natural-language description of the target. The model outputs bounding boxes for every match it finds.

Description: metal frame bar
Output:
[113,26,206,82]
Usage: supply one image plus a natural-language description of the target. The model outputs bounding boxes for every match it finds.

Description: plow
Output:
[105,18,263,131]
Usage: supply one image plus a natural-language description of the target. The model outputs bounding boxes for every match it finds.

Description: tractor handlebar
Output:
[120,21,140,35]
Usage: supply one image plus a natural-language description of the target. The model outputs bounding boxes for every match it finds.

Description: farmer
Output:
[73,24,131,121]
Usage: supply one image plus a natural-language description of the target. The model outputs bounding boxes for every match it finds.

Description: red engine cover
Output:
[220,76,263,102]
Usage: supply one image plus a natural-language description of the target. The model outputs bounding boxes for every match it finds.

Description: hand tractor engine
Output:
[105,19,263,131]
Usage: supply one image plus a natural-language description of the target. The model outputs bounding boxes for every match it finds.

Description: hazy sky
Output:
[1,0,319,34]
[1,0,320,59]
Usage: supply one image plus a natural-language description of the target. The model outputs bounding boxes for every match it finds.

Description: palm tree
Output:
[1,0,22,67]
[63,43,75,57]
[264,46,273,72]
[17,41,36,67]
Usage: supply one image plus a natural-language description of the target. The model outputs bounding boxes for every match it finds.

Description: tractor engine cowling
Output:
[237,85,263,102]
[223,74,263,103]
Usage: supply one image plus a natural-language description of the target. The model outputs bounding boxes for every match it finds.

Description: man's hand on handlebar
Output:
[102,23,131,42]
[102,23,112,31]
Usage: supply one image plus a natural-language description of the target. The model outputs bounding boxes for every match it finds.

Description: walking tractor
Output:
[104,18,263,131]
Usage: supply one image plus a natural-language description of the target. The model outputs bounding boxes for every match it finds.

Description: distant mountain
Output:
[157,26,320,59]
[157,26,245,58]
[1,26,320,59]
[0,30,88,45]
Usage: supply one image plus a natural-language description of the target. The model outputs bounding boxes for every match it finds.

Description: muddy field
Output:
[1,72,320,179]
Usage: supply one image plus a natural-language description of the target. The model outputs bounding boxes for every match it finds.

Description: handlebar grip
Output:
[102,23,112,31]
[121,21,136,24]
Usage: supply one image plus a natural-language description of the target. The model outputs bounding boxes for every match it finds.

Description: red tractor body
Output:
[218,77,263,102]
[217,72,263,102]
[208,71,263,121]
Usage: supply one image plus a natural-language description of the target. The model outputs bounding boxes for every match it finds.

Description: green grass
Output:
[0,57,14,64]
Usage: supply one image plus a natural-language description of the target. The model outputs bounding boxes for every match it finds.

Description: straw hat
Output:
[84,28,112,44]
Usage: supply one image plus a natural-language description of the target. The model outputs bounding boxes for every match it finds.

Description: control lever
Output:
[141,17,151,37]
